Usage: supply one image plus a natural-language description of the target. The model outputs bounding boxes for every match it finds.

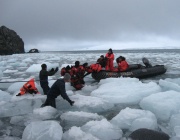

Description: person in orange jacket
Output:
[16,78,39,96]
[70,61,85,90]
[105,48,114,71]
[117,56,129,72]
[61,65,72,76]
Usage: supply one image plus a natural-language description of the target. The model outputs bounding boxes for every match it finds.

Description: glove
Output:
[16,93,21,96]
[50,68,54,72]
[55,67,59,72]
[69,100,75,106]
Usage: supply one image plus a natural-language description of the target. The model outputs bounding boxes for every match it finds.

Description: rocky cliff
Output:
[0,26,25,55]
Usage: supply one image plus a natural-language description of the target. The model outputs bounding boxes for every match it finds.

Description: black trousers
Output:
[41,83,50,95]
[41,96,56,108]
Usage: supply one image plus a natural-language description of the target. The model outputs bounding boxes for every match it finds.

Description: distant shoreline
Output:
[39,48,180,53]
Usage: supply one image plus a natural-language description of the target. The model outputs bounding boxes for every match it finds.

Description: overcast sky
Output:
[1,0,180,51]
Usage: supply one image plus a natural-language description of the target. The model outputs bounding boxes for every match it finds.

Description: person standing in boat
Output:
[105,48,114,71]
[117,56,129,72]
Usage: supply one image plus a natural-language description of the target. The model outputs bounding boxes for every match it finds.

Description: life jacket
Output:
[18,79,39,95]
[71,65,85,78]
[60,67,66,76]
[70,78,84,90]
[60,65,73,76]
[118,60,129,71]
[90,63,102,72]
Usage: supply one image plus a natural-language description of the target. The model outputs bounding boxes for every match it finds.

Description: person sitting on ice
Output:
[39,64,59,95]
[41,73,75,108]
[117,56,129,72]
[105,48,114,71]
[16,78,39,96]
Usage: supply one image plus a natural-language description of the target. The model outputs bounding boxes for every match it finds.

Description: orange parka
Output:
[118,60,129,72]
[105,53,114,71]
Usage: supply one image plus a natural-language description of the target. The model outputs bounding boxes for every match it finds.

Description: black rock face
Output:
[28,48,39,53]
[0,26,25,55]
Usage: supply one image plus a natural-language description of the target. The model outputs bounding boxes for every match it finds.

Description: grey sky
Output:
[1,0,180,51]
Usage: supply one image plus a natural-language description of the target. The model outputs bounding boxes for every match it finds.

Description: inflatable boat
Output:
[91,64,167,81]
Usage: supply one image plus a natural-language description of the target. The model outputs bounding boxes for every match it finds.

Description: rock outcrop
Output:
[0,26,25,55]
[28,48,39,53]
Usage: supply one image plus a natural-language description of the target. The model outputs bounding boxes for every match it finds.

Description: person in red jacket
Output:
[118,56,129,72]
[61,65,72,76]
[105,48,114,71]
[71,61,85,90]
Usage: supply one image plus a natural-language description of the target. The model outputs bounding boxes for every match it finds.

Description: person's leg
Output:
[110,60,114,71]
[49,98,56,108]
[42,84,50,95]
[41,97,49,107]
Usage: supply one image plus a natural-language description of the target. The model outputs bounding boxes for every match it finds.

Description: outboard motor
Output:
[142,57,152,68]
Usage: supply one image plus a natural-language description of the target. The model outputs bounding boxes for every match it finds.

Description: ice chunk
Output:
[22,121,63,140]
[7,59,17,63]
[140,90,180,121]
[159,79,180,92]
[81,119,123,140]
[62,126,99,140]
[174,126,180,137]
[60,111,104,130]
[22,58,33,63]
[0,70,3,78]
[0,99,43,118]
[169,113,180,137]
[91,78,161,104]
[7,82,26,94]
[48,57,60,61]
[57,94,114,113]
[33,106,58,120]
[19,62,28,67]
[0,136,21,140]
[26,62,59,73]
[0,120,3,128]
[110,107,157,131]
[10,116,26,126]
[0,90,11,101]
[170,113,180,129]
[0,61,6,66]
[3,69,18,74]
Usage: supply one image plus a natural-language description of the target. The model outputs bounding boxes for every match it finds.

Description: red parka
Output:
[105,53,114,71]
[118,60,129,71]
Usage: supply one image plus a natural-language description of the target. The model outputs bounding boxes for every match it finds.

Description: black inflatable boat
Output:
[92,64,167,81]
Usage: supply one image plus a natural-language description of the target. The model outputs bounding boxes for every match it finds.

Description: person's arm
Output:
[109,53,114,60]
[59,83,74,105]
[45,68,59,76]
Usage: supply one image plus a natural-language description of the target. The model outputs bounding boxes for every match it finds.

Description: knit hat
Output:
[41,64,47,69]
[108,48,113,53]
[64,73,71,81]
[75,61,80,67]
